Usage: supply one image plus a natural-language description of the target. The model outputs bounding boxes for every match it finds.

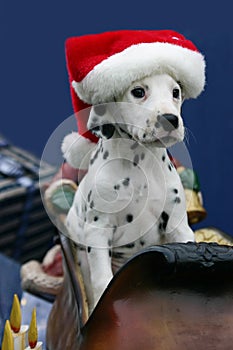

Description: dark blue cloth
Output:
[0,253,22,343]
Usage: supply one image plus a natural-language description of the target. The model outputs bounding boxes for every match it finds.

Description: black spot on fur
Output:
[168,162,174,171]
[90,200,94,209]
[113,225,117,234]
[94,104,106,116]
[130,142,138,150]
[162,155,166,162]
[103,150,109,160]
[141,153,145,160]
[109,249,112,257]
[161,211,169,230]
[101,124,115,139]
[90,158,95,166]
[140,240,145,246]
[87,246,91,253]
[114,184,120,190]
[173,189,178,194]
[90,147,101,165]
[122,177,130,186]
[126,243,135,248]
[87,190,92,202]
[108,239,112,247]
[126,214,134,223]
[133,154,139,166]
[161,211,169,221]
[175,197,181,204]
[94,216,98,221]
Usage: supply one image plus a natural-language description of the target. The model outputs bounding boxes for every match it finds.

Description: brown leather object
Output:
[47,237,233,350]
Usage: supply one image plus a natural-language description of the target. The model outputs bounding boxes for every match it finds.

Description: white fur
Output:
[72,42,205,105]
[65,73,194,314]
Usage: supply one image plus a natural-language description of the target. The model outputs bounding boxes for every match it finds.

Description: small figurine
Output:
[9,294,29,350]
[1,321,14,350]
[25,308,42,350]
[1,294,43,350]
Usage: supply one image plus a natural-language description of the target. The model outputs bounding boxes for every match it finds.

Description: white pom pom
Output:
[61,132,96,169]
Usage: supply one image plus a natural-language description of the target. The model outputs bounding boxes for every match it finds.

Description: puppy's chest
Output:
[84,164,165,221]
[86,144,179,208]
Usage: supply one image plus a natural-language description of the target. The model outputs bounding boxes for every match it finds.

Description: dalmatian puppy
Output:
[65,73,194,314]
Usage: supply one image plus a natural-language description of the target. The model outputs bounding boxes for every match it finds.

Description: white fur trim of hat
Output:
[73,41,205,104]
[61,132,96,169]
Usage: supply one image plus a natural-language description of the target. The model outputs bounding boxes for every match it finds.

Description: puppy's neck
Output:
[93,132,166,169]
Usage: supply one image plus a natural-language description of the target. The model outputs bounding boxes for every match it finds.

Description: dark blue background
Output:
[1,1,233,235]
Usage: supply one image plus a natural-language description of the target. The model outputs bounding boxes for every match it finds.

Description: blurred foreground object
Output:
[46,237,233,350]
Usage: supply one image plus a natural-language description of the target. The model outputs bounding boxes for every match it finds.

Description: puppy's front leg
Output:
[162,184,195,243]
[166,215,195,243]
[84,219,114,312]
[86,243,113,312]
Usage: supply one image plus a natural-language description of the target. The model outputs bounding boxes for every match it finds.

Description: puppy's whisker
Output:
[184,127,190,145]
[184,126,197,145]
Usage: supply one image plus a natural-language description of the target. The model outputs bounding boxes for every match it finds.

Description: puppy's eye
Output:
[173,88,180,99]
[131,87,145,99]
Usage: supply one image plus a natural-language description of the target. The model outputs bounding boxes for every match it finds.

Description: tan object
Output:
[20,245,64,296]
[195,227,233,246]
[185,189,207,224]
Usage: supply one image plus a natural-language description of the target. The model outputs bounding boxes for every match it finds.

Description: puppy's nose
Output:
[158,114,179,131]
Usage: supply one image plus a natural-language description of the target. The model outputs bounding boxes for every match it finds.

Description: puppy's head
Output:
[87,73,185,147]
[117,73,185,147]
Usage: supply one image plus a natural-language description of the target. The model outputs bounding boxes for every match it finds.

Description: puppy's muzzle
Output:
[157,114,179,132]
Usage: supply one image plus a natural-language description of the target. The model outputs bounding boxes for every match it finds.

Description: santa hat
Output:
[62,29,205,169]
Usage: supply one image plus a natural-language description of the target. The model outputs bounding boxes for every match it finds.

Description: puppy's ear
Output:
[87,104,116,139]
